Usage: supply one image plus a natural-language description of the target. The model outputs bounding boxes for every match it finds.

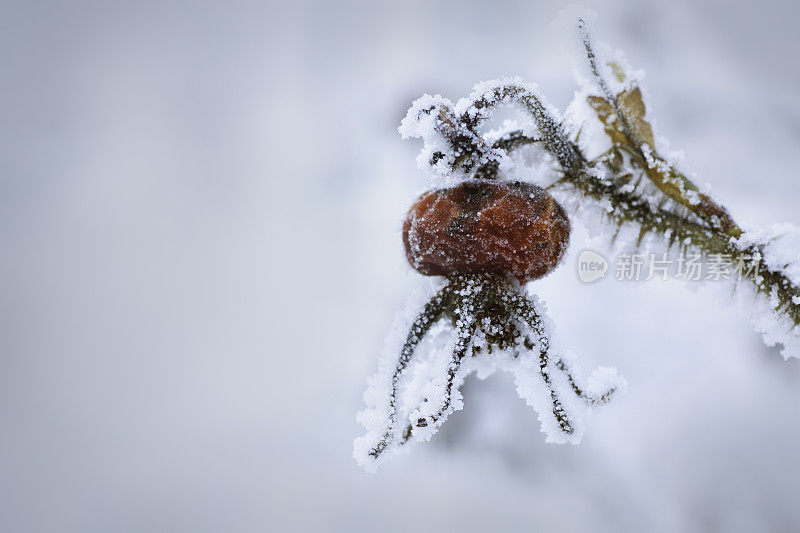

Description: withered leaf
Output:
[587,86,655,148]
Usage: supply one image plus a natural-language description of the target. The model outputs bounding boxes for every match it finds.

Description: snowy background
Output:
[2,0,800,531]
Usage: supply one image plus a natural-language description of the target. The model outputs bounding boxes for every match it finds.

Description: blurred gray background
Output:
[2,0,800,531]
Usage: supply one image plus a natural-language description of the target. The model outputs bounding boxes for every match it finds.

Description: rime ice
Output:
[354,276,625,471]
[356,12,800,472]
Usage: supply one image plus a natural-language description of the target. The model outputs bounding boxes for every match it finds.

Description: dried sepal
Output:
[354,275,624,470]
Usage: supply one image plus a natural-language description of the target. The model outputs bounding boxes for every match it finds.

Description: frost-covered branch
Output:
[395,20,800,359]
[571,20,800,356]
[356,12,800,473]
[577,20,741,238]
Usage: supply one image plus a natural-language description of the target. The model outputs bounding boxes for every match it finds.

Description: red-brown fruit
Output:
[402,180,571,283]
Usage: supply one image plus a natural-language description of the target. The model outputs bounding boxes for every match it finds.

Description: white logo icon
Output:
[578,250,608,283]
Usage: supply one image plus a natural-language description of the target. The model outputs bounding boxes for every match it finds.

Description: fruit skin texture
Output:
[403,180,571,283]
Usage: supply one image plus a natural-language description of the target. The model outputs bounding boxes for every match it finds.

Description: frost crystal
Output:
[357,11,800,471]
[355,277,624,471]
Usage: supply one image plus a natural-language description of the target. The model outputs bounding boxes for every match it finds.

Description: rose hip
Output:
[402,181,571,283]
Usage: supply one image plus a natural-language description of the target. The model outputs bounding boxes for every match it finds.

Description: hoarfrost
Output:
[354,282,624,471]
[359,8,800,472]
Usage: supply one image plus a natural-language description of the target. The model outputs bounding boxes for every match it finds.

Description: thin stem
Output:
[577,19,635,142]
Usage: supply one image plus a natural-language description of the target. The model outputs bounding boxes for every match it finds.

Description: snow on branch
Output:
[394,18,800,360]
[355,11,800,473]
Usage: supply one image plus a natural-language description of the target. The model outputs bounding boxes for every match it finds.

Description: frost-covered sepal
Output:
[354,276,625,471]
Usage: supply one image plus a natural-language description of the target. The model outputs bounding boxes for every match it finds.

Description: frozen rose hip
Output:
[402,180,570,283]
